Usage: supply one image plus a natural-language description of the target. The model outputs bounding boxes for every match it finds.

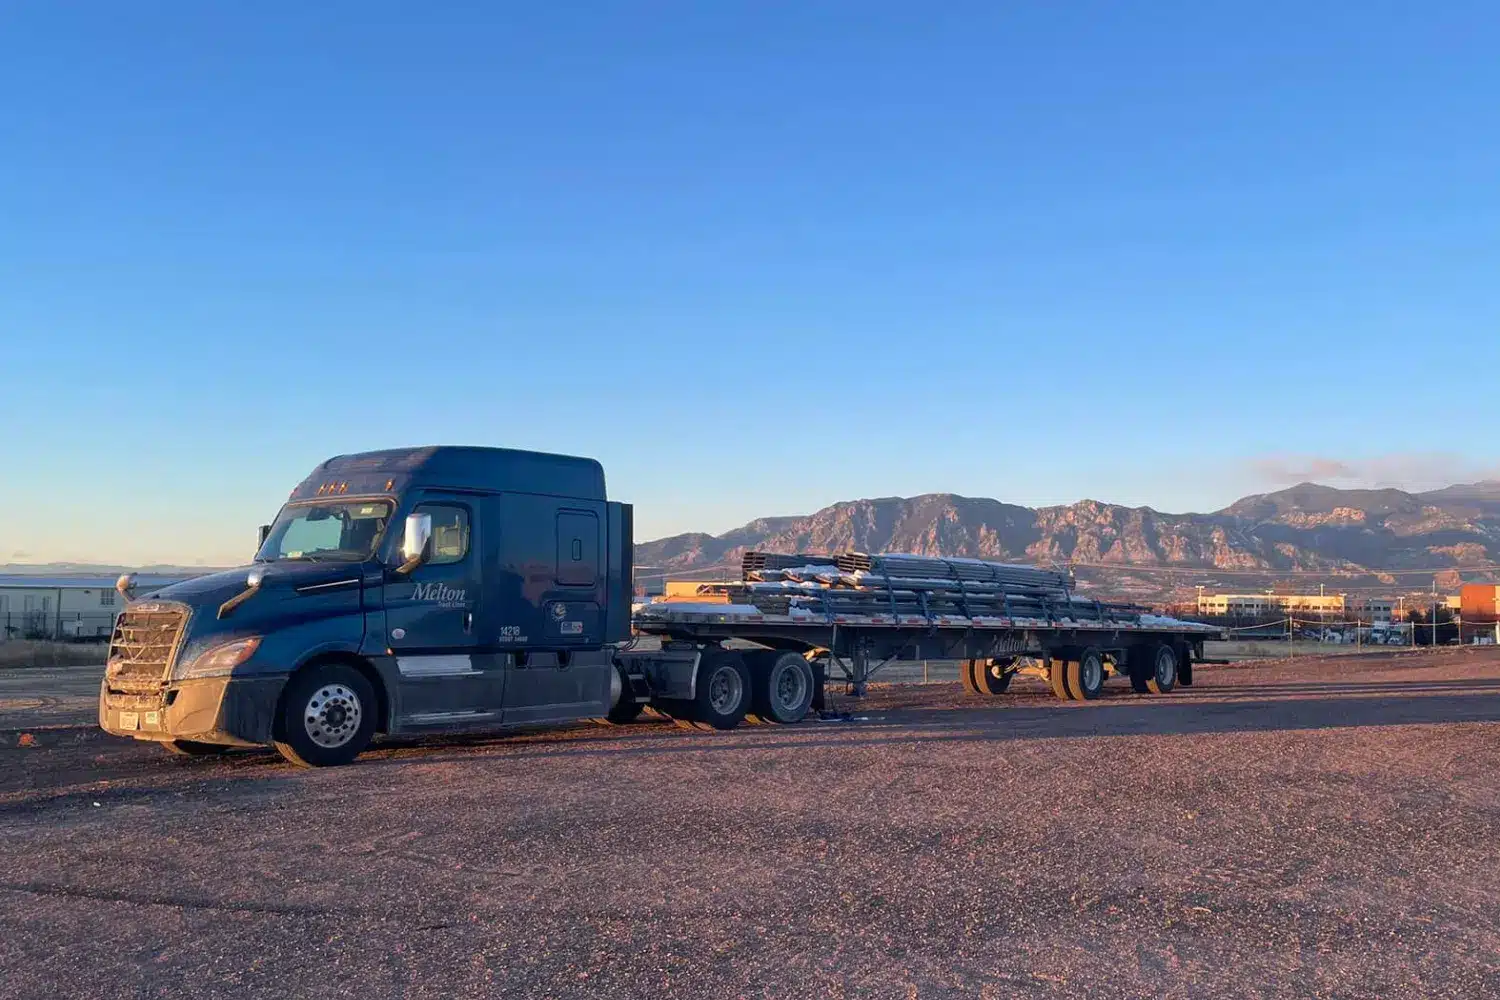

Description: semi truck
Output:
[99,446,1222,766]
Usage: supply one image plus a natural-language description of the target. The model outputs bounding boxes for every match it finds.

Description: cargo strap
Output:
[880,568,898,618]
[942,559,972,619]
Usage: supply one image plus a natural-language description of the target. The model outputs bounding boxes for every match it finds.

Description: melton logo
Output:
[413,582,468,608]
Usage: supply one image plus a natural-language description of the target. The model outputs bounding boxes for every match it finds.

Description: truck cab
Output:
[99,446,636,766]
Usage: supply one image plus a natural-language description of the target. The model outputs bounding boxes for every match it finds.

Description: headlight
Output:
[176,637,262,679]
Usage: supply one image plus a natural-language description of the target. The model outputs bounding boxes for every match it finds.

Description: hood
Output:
[138,561,373,668]
[144,562,367,608]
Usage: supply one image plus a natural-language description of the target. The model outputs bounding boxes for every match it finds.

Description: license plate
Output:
[118,711,140,730]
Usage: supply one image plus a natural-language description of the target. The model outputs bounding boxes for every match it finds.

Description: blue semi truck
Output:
[100,446,1219,766]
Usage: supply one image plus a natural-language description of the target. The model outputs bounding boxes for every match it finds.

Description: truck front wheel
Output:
[273,663,376,767]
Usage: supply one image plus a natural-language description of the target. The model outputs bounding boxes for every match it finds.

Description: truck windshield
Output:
[255,500,393,563]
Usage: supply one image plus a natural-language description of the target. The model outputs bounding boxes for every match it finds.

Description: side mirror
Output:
[257,524,271,548]
[115,573,137,604]
[395,512,433,575]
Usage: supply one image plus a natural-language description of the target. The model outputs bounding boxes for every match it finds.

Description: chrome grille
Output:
[106,602,189,694]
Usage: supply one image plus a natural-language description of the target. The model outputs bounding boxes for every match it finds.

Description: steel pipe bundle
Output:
[732,551,1140,625]
[833,552,1071,591]
[740,551,838,576]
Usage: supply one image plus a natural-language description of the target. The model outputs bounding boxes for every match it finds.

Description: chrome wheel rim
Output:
[304,684,362,748]
[772,663,808,712]
[707,666,743,715]
[1082,657,1102,691]
[1156,651,1174,685]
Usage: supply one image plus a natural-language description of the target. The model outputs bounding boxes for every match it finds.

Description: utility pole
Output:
[1431,581,1438,648]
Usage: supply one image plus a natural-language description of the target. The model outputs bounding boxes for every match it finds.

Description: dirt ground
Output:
[2,648,1499,999]
[0,640,108,669]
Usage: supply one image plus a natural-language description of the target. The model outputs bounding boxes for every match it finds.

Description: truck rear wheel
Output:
[1145,643,1178,694]
[273,663,376,767]
[973,658,1013,696]
[1065,647,1106,701]
[751,651,815,724]
[688,651,751,730]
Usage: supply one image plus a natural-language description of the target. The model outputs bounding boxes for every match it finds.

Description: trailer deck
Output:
[633,601,1225,696]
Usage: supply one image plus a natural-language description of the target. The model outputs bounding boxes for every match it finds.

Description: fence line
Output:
[0,611,117,642]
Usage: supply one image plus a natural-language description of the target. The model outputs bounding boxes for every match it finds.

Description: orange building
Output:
[1460,584,1500,621]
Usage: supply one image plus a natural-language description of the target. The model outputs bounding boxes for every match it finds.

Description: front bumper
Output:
[98,674,286,747]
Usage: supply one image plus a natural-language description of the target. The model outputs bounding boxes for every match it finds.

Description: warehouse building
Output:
[1196,592,1347,617]
[1351,597,1396,622]
[0,575,191,641]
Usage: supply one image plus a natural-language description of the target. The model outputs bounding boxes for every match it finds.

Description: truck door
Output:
[384,495,505,728]
[491,494,612,724]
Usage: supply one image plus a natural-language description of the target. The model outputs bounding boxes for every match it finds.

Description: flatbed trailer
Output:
[621,600,1225,715]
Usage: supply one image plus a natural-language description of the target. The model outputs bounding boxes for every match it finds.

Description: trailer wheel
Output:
[690,651,751,730]
[272,663,376,767]
[960,659,981,694]
[1047,655,1075,701]
[751,652,815,724]
[162,739,231,757]
[973,658,1013,696]
[1146,643,1178,694]
[1066,648,1106,701]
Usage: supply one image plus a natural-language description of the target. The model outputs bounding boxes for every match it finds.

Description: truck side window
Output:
[417,504,470,565]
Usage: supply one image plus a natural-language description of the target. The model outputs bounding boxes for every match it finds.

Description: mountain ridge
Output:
[635,481,1500,595]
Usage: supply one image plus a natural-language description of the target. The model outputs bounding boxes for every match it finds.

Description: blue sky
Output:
[2,2,1497,565]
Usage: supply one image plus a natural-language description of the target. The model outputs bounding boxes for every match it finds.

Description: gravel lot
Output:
[3,649,1500,999]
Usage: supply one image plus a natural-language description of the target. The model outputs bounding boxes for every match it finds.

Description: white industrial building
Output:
[0,575,190,641]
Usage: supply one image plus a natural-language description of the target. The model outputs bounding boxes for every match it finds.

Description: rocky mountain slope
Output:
[635,482,1500,595]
